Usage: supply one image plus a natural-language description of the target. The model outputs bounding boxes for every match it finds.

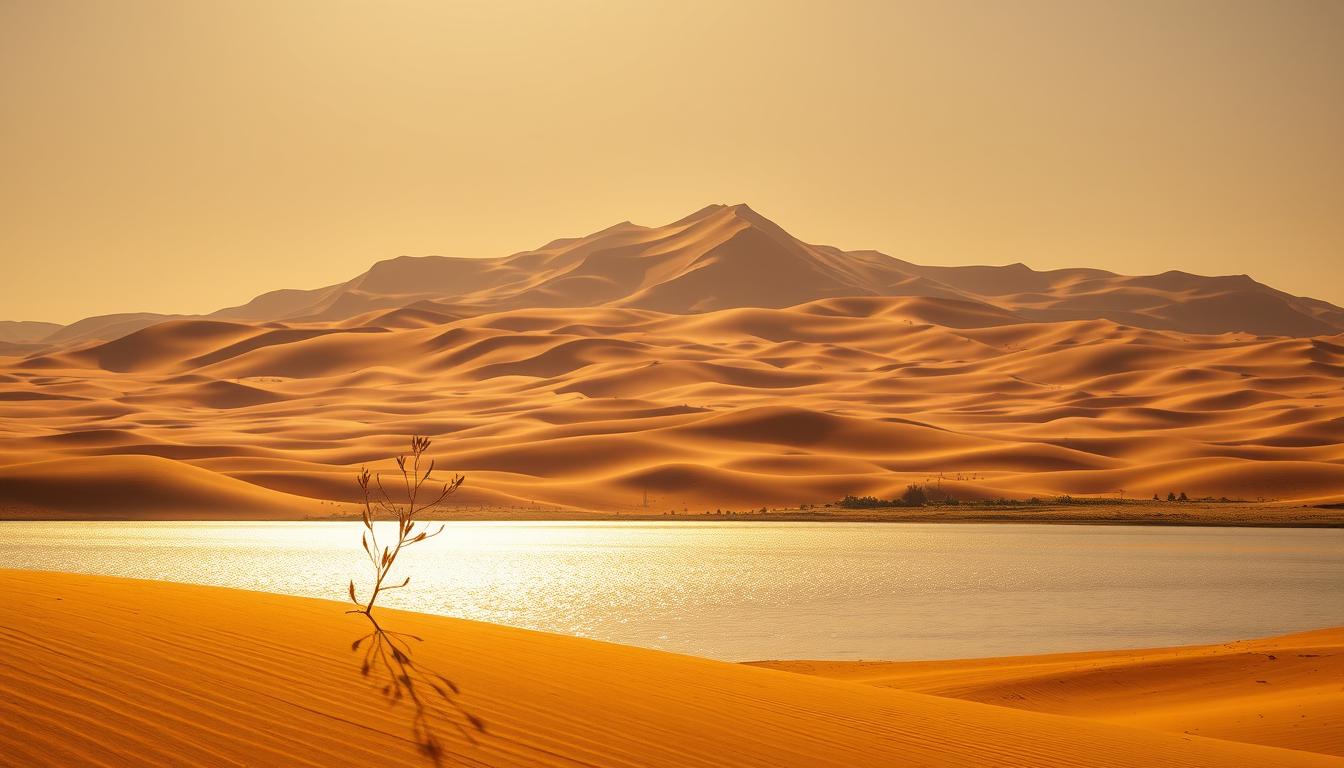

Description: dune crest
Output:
[3,205,1344,516]
[755,627,1344,757]
[14,204,1344,348]
[3,296,1344,515]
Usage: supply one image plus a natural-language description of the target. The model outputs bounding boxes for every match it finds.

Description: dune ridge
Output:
[2,569,1338,768]
[16,204,1344,348]
[3,205,1344,516]
[753,627,1344,758]
[3,298,1343,516]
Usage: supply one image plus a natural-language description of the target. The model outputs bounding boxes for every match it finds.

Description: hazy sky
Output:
[3,0,1342,323]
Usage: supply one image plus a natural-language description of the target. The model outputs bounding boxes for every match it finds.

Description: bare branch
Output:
[347,435,465,618]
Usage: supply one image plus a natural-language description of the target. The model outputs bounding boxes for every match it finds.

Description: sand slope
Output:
[3,204,1344,516]
[0,321,62,344]
[754,628,1344,758]
[19,204,1344,345]
[1,570,1337,768]
[3,298,1343,515]
[0,455,322,518]
[207,204,1344,336]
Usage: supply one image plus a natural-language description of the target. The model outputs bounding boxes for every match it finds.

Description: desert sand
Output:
[2,569,1339,768]
[2,205,1343,517]
[754,627,1344,758]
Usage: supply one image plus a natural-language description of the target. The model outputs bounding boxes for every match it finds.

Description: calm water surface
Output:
[2,521,1341,661]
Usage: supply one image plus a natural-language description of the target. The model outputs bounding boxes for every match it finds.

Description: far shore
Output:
[3,500,1343,527]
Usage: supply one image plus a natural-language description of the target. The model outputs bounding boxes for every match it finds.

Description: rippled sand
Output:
[3,569,1338,767]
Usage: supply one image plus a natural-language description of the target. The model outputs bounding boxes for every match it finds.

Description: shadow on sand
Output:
[350,613,486,765]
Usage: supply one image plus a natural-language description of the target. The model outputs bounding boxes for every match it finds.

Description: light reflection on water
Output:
[2,521,1341,661]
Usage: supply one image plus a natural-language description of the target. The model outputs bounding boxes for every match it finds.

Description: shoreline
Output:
[3,568,1340,767]
[4,501,1343,527]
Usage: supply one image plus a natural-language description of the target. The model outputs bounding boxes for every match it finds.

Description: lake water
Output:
[2,521,1341,661]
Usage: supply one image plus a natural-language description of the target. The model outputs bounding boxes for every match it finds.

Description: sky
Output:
[2,0,1342,324]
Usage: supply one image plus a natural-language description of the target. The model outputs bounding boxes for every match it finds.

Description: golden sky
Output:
[3,0,1342,323]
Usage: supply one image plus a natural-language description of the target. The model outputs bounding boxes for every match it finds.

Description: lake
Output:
[2,521,1341,661]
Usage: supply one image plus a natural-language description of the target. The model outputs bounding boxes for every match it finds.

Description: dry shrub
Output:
[348,435,464,618]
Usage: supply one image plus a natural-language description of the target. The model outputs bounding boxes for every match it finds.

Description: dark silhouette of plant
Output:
[1167,491,1177,501]
[351,613,485,765]
[838,485,932,509]
[838,495,883,509]
[348,436,464,619]
[900,483,928,506]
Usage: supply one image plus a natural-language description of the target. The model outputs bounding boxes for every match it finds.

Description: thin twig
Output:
[349,436,464,618]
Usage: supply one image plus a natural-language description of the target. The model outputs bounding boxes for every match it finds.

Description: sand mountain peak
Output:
[8,203,1344,345]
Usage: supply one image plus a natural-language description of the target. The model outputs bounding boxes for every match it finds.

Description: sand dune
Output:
[3,205,1344,516]
[0,320,62,344]
[2,293,1343,514]
[2,570,1337,768]
[754,627,1344,757]
[18,204,1344,352]
[252,204,1336,336]
[0,455,318,518]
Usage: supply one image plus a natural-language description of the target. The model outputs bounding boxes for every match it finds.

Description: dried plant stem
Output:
[348,436,464,618]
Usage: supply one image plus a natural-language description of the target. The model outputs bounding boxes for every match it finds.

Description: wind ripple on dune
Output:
[2,295,1343,515]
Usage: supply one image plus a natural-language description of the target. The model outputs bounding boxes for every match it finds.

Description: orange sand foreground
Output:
[1,570,1339,767]
[754,632,1344,759]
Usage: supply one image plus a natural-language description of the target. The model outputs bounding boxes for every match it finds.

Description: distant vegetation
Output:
[839,484,932,508]
[836,487,1236,509]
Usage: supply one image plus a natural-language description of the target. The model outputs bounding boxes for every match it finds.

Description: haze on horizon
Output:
[2,0,1342,324]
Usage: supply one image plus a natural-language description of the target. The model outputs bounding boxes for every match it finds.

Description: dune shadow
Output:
[350,613,486,766]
